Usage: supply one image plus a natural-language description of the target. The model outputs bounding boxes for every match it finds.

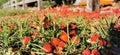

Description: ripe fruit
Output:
[51,38,60,46]
[42,43,52,53]
[59,31,68,43]
[82,49,90,55]
[23,36,32,45]
[90,34,100,43]
[58,41,65,48]
[92,49,100,55]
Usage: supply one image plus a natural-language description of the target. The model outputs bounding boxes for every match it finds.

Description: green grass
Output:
[0,9,29,17]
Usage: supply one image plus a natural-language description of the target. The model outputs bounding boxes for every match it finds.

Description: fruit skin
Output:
[71,36,80,44]
[59,31,68,43]
[92,49,100,55]
[23,36,32,45]
[51,38,60,46]
[82,49,90,55]
[58,41,65,48]
[42,43,52,53]
[90,34,100,43]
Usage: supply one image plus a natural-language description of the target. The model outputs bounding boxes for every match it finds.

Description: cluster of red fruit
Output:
[42,30,80,54]
[90,33,106,46]
[82,49,100,55]
[42,23,81,54]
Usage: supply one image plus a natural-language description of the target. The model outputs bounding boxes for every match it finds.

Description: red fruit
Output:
[90,34,100,43]
[59,31,68,43]
[114,24,120,29]
[92,49,100,55]
[42,43,52,53]
[23,36,32,45]
[70,30,76,35]
[99,40,106,46]
[82,49,90,55]
[71,36,80,44]
[58,41,65,48]
[51,38,60,46]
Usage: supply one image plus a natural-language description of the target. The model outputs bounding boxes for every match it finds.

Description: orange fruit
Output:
[59,31,68,43]
[23,36,32,45]
[51,38,60,46]
[58,41,65,48]
[42,43,52,53]
[92,49,100,55]
[82,49,90,55]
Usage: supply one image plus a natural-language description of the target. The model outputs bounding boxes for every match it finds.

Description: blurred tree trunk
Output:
[86,0,100,12]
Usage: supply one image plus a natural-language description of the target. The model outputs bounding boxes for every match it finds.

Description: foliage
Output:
[0,6,120,55]
[0,9,29,17]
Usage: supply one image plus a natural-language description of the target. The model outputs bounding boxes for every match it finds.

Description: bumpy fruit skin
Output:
[90,34,100,43]
[58,41,65,48]
[59,31,68,43]
[92,49,100,55]
[71,36,80,44]
[23,36,32,45]
[42,43,52,53]
[51,38,60,46]
[82,49,90,55]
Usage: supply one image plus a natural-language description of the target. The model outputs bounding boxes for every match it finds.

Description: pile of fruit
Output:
[0,6,120,55]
